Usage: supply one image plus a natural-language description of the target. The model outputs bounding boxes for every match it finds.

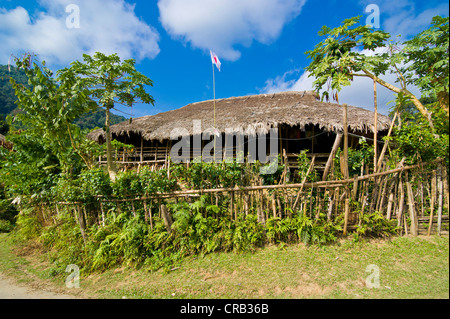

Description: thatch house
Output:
[87,91,391,171]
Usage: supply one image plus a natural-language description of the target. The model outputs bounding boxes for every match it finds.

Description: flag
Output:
[210,50,221,72]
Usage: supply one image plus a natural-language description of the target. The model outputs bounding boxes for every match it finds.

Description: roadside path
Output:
[0,273,74,299]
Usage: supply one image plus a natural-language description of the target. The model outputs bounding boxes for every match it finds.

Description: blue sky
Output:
[1,0,448,117]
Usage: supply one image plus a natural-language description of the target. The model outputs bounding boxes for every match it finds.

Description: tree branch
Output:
[352,70,435,132]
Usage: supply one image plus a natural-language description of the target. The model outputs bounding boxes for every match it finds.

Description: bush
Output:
[0,219,13,233]
[355,212,399,241]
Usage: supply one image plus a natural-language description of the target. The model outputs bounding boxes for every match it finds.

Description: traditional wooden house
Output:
[87,91,391,173]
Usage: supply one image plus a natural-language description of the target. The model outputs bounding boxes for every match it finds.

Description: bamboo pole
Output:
[403,214,409,236]
[376,176,389,214]
[100,201,105,227]
[397,177,405,229]
[143,200,148,224]
[323,133,343,181]
[343,103,349,180]
[272,192,277,218]
[352,174,358,201]
[427,170,437,236]
[230,191,235,221]
[376,111,398,172]
[406,179,418,237]
[437,165,443,236]
[76,204,87,244]
[386,192,395,220]
[343,198,350,236]
[89,158,441,203]
[327,189,334,221]
[442,164,449,211]
[160,204,173,233]
[140,136,144,163]
[292,156,315,210]
[373,80,378,173]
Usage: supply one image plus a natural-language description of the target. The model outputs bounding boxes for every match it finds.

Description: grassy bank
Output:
[0,233,448,299]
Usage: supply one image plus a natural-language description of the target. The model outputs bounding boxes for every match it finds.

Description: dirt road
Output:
[0,273,74,299]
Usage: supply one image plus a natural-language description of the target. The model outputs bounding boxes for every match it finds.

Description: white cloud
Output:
[157,0,306,61]
[385,3,449,38]
[359,0,449,39]
[0,0,160,66]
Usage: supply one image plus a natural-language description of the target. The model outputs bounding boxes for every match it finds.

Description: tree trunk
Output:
[105,105,117,180]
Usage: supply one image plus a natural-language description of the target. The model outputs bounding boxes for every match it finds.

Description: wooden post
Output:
[271,192,277,218]
[149,201,154,231]
[100,202,105,227]
[140,136,144,163]
[403,214,409,236]
[343,104,349,180]
[406,180,418,236]
[292,156,315,210]
[352,174,358,201]
[377,176,388,214]
[397,177,405,229]
[386,192,395,220]
[244,193,249,216]
[235,192,239,222]
[230,191,235,221]
[160,204,173,233]
[427,170,437,236]
[327,189,334,221]
[143,200,148,224]
[373,80,378,173]
[377,111,398,172]
[441,163,449,211]
[323,133,343,181]
[343,198,350,236]
[76,204,87,244]
[82,205,89,228]
[437,165,443,236]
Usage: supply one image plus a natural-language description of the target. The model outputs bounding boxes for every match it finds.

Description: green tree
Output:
[402,16,449,116]
[305,16,444,131]
[59,53,155,180]
[9,55,98,172]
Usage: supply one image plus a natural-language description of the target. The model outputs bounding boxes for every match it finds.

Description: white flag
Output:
[210,50,221,72]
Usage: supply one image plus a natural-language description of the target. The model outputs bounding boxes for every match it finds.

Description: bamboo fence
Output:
[27,158,449,242]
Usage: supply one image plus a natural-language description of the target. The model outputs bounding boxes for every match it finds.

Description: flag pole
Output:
[212,58,216,162]
[212,59,216,130]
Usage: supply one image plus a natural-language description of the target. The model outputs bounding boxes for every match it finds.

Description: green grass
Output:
[0,233,448,299]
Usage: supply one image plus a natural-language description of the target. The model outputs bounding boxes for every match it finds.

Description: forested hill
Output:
[0,65,28,117]
[0,65,127,131]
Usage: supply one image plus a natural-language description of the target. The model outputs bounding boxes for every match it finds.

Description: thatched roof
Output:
[88,91,391,143]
